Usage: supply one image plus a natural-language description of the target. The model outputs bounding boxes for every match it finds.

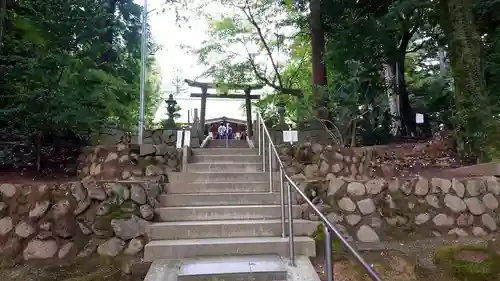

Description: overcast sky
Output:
[134,0,250,123]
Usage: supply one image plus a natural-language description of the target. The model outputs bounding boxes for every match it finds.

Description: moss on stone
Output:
[104,201,132,220]
[313,224,346,260]
[390,190,409,207]
[312,223,324,241]
[106,209,131,220]
[136,159,156,170]
[434,244,500,281]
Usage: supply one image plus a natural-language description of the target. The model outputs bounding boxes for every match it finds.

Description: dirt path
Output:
[0,256,145,281]
[312,252,422,281]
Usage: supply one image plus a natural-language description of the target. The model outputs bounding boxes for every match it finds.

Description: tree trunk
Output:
[0,0,6,54]
[395,56,416,136]
[440,0,498,161]
[383,62,401,136]
[438,48,448,76]
[350,119,357,147]
[34,132,42,172]
[99,0,117,64]
[309,0,328,122]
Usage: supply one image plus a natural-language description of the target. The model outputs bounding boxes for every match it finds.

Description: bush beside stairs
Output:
[143,139,320,281]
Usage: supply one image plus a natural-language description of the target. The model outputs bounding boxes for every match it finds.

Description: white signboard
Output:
[415,113,424,124]
[183,130,191,147]
[176,130,183,148]
[283,129,298,144]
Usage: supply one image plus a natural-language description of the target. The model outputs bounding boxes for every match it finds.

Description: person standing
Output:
[217,122,226,139]
[227,123,233,139]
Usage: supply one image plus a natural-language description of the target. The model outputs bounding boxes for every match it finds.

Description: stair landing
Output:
[144,255,320,281]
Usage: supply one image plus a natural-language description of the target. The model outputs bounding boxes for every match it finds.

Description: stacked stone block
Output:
[77,144,182,181]
[283,143,500,243]
[0,180,163,270]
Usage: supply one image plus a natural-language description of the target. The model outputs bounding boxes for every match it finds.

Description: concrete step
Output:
[186,163,262,172]
[177,255,287,281]
[206,140,249,148]
[206,144,250,148]
[190,172,268,182]
[166,181,269,194]
[192,154,262,163]
[144,256,321,281]
[143,236,316,261]
[154,205,301,221]
[160,192,283,206]
[192,148,257,156]
[148,219,319,240]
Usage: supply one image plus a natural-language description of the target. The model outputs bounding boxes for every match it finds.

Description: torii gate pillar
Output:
[199,86,207,137]
[244,88,253,137]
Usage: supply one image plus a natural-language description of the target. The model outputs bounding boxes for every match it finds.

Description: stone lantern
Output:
[163,94,178,129]
[276,101,287,130]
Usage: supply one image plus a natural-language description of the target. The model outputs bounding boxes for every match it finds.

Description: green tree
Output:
[439,0,499,161]
[189,0,304,97]
[179,0,500,158]
[0,0,162,169]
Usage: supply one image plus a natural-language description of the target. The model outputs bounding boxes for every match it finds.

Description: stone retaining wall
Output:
[282,143,500,242]
[279,141,458,179]
[293,174,500,243]
[279,143,380,179]
[96,129,178,146]
[77,144,183,181]
[0,180,162,270]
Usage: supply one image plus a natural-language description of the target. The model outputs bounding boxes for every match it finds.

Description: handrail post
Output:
[279,167,286,238]
[324,223,333,281]
[286,182,295,266]
[284,175,382,281]
[257,116,261,156]
[262,124,265,172]
[268,142,272,192]
[252,112,381,281]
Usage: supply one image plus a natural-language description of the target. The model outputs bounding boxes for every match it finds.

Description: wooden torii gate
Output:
[184,79,263,138]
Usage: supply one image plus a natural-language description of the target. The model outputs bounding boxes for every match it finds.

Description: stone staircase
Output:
[143,139,319,281]
[205,139,250,148]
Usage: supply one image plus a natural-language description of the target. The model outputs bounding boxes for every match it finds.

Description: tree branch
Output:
[239,2,283,88]
[398,22,420,53]
[245,50,302,97]
[210,0,303,97]
[315,118,344,145]
[287,49,308,86]
[236,2,303,97]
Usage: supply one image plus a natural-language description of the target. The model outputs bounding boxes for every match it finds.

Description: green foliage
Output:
[405,50,454,129]
[190,0,305,94]
[0,0,161,143]
[191,0,500,156]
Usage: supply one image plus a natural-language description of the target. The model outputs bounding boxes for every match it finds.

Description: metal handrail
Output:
[255,111,381,281]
